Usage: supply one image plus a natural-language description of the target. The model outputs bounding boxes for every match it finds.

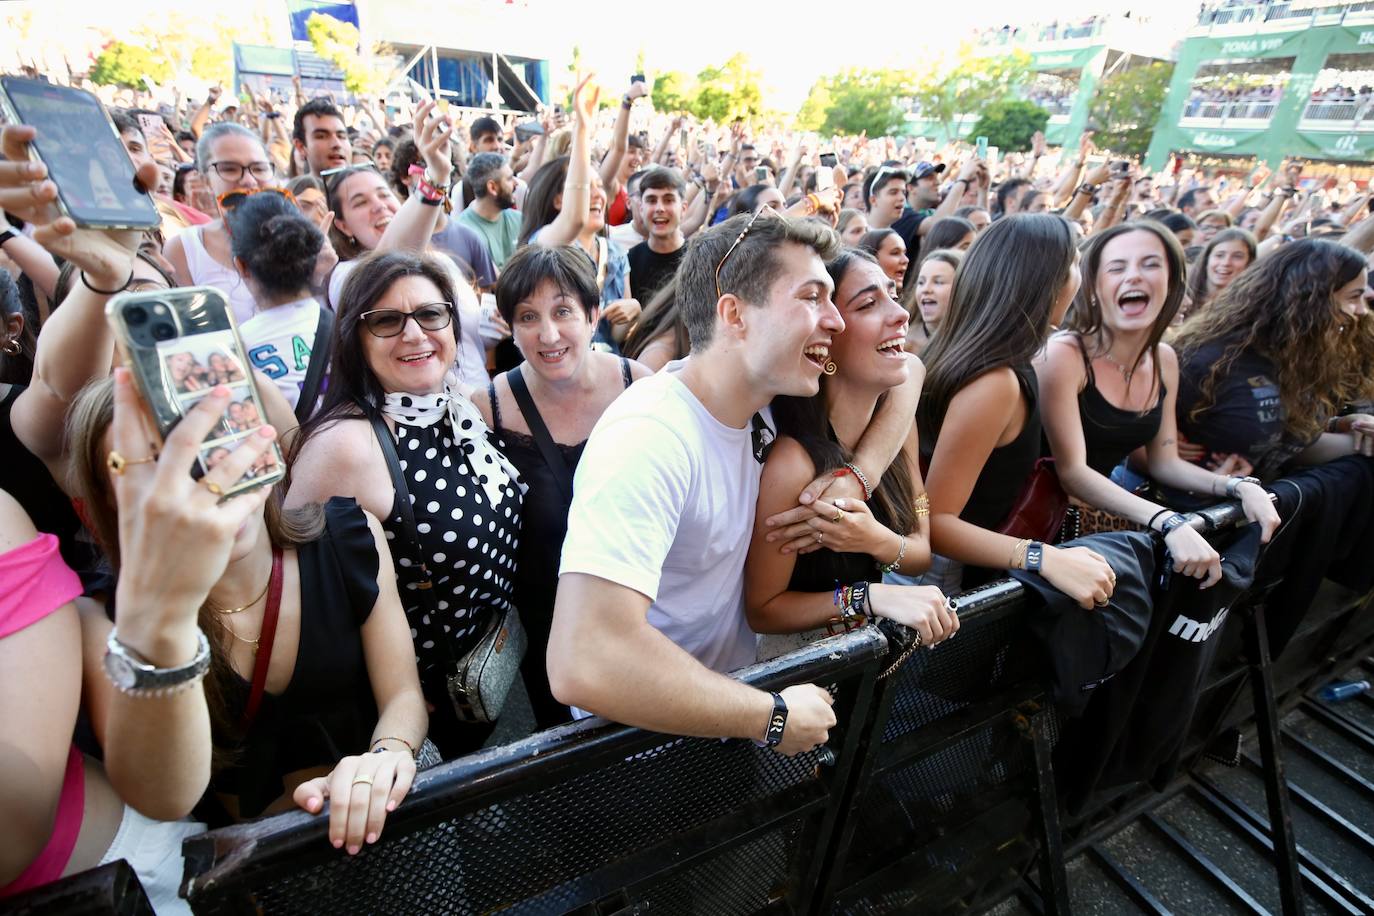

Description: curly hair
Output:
[1175,238,1373,444]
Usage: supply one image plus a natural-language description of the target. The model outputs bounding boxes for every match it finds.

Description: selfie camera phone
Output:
[815,166,833,192]
[0,76,161,230]
[755,166,768,181]
[976,136,988,160]
[819,152,838,168]
[106,287,285,497]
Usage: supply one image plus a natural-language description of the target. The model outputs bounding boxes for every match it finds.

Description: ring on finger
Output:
[815,532,824,544]
[1094,597,1109,607]
[351,773,374,786]
[201,479,226,497]
[107,449,157,475]
[831,509,844,524]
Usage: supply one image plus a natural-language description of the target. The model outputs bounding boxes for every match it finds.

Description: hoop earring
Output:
[0,339,20,356]
[822,359,838,376]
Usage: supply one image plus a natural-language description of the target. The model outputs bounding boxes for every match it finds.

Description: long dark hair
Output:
[518,155,572,245]
[921,213,1077,438]
[771,248,917,537]
[1176,238,1373,444]
[291,250,459,454]
[1062,221,1187,404]
[622,278,688,363]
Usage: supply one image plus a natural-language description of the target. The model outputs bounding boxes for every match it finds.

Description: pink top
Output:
[0,533,86,898]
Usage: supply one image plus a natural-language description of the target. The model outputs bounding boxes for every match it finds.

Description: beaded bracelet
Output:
[843,462,873,500]
[876,535,907,574]
[371,735,418,759]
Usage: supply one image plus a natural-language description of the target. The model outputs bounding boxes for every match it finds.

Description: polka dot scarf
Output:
[382,387,527,506]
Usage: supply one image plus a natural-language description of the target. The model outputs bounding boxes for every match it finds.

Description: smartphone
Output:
[1111,159,1130,177]
[680,126,689,148]
[755,166,768,182]
[0,76,160,230]
[976,136,988,160]
[514,121,544,142]
[819,152,838,168]
[106,287,284,497]
[815,166,833,192]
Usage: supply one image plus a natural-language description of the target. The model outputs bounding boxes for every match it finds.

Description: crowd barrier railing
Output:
[13,478,1374,915]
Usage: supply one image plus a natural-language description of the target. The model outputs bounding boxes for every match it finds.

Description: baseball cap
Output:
[909,161,946,181]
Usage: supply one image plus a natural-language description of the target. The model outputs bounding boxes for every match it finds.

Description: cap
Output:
[910,161,946,180]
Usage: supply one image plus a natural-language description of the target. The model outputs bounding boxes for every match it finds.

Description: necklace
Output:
[1100,349,1144,388]
[206,575,271,615]
[218,617,261,654]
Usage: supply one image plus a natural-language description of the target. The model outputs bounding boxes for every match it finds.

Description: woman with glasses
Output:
[164,123,278,324]
[287,250,525,759]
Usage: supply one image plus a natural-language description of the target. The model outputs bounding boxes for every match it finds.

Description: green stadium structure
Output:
[1147,2,1374,168]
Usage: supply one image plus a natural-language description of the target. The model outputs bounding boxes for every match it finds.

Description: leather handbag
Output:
[995,456,1070,543]
[368,410,525,724]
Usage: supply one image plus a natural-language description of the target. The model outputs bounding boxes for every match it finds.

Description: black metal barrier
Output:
[23,487,1369,915]
[0,860,154,915]
[180,627,888,915]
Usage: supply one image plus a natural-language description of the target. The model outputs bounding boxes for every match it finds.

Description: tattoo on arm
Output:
[1161,438,1176,448]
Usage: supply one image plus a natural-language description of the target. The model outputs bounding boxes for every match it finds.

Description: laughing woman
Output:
[745,249,955,650]
[1037,221,1280,587]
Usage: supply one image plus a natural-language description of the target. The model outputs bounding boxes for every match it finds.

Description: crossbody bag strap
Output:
[294,306,334,423]
[239,547,284,733]
[506,366,574,503]
[366,410,458,668]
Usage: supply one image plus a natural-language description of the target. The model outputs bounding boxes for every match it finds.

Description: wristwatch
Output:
[1225,475,1261,498]
[104,628,211,697]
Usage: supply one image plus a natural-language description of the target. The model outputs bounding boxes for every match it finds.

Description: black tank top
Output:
[949,364,1043,532]
[1077,345,1165,477]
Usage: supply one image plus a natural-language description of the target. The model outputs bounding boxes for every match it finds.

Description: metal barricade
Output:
[180,628,888,915]
[0,860,154,916]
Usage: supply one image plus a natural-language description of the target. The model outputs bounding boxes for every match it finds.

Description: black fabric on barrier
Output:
[1008,530,1157,716]
[1055,523,1261,813]
[1256,455,1374,654]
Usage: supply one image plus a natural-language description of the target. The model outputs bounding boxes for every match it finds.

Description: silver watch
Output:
[1225,475,1261,499]
[104,628,211,697]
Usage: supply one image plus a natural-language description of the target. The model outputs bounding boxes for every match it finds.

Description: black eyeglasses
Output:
[208,161,275,182]
[715,206,778,299]
[359,303,454,338]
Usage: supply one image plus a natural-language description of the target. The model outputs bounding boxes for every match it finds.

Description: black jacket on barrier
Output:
[1007,530,1157,718]
[1257,454,1374,654]
[1053,523,1262,814]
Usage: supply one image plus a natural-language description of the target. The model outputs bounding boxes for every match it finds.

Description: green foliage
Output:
[89,40,173,90]
[648,54,764,122]
[651,70,693,114]
[969,100,1049,152]
[813,69,916,136]
[911,48,1033,141]
[1087,61,1175,158]
[306,12,381,96]
[796,79,831,132]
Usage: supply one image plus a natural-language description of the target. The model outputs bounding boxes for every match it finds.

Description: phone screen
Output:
[815,166,833,192]
[108,289,283,495]
[0,77,160,229]
[755,166,768,181]
[976,136,988,160]
[819,153,838,168]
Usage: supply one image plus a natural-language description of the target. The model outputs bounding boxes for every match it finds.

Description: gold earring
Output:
[822,359,838,376]
[1,339,21,356]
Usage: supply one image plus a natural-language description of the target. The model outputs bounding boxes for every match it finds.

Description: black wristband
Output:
[1147,508,1172,531]
[847,580,868,619]
[1025,541,1044,573]
[763,691,787,747]
[418,195,442,207]
[1160,513,1191,535]
[0,227,16,247]
[81,271,133,296]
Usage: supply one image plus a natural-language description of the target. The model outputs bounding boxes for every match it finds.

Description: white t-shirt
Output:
[329,254,490,394]
[560,361,762,677]
[239,297,321,410]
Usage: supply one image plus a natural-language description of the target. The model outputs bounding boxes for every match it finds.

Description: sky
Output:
[3,0,1210,109]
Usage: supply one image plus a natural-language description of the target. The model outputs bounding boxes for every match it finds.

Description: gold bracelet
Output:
[1009,537,1030,570]
[371,736,418,758]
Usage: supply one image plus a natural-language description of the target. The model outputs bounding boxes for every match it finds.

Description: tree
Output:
[814,69,916,136]
[690,54,763,121]
[796,79,831,132]
[651,70,693,114]
[89,40,174,91]
[911,48,1032,141]
[1087,61,1175,158]
[306,12,385,96]
[969,100,1049,152]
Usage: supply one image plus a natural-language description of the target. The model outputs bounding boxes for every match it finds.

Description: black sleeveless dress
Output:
[488,357,633,729]
[1077,347,1165,478]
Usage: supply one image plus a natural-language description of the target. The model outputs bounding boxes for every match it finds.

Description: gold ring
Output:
[106,450,156,476]
[202,480,225,496]
[352,774,374,786]
[831,509,844,524]
[1094,598,1109,607]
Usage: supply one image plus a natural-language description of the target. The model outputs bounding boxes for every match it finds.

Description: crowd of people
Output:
[2,58,1374,913]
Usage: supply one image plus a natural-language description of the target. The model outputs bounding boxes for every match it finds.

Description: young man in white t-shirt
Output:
[551,211,917,755]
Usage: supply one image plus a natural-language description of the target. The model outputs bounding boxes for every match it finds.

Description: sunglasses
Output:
[217,187,296,212]
[714,205,780,300]
[359,303,454,338]
[321,162,380,194]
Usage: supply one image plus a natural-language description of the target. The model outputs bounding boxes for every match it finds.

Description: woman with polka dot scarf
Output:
[289,250,525,758]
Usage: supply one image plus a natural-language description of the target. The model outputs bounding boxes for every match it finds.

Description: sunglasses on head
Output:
[217,187,296,212]
[321,162,380,194]
[715,205,781,300]
[359,302,454,338]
